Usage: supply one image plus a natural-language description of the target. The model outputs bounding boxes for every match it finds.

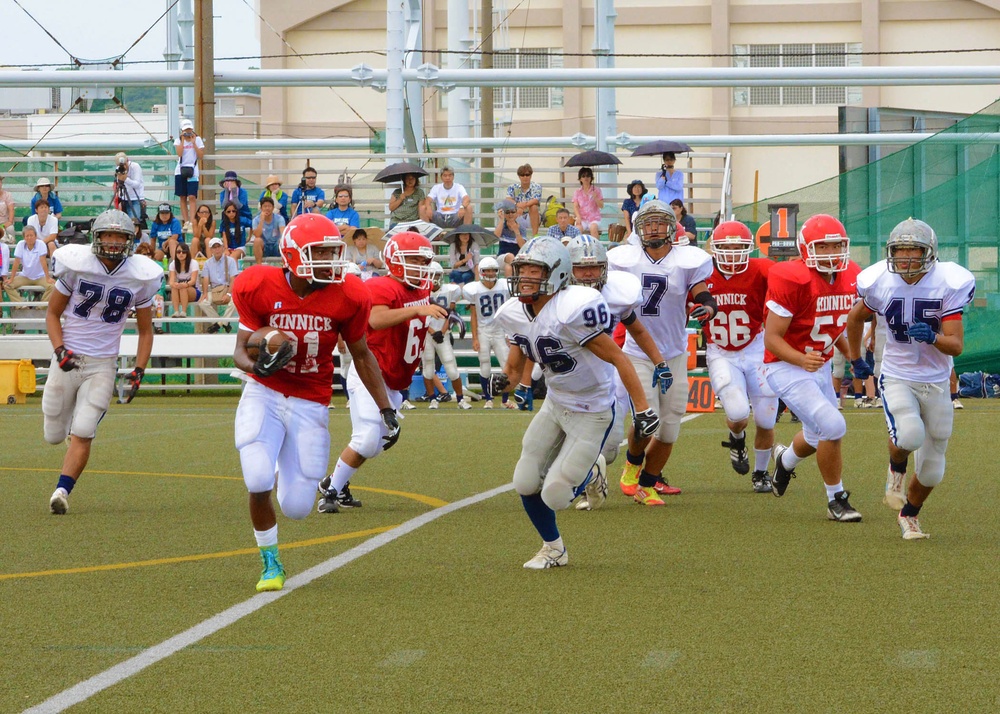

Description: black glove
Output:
[54,346,81,372]
[851,357,874,381]
[381,408,401,450]
[122,366,145,404]
[689,305,714,323]
[633,408,661,439]
[490,373,510,394]
[252,339,294,377]
[432,331,444,344]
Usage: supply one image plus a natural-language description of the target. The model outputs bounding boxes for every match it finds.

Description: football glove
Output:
[447,310,467,339]
[252,339,294,377]
[431,330,445,344]
[851,357,874,381]
[907,322,937,344]
[489,373,510,394]
[54,345,81,372]
[121,366,145,404]
[688,305,714,323]
[652,361,673,393]
[514,383,534,411]
[633,408,661,439]
[380,408,401,450]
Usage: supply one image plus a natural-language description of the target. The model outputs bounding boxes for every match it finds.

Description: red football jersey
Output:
[364,276,432,391]
[703,257,773,351]
[233,265,371,404]
[612,321,627,348]
[763,258,861,364]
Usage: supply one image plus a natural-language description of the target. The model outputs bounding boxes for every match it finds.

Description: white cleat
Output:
[399,400,415,410]
[523,544,568,570]
[577,454,608,511]
[428,399,439,410]
[457,396,472,410]
[49,488,69,515]
[483,400,494,409]
[883,467,906,511]
[952,399,964,410]
[898,514,930,540]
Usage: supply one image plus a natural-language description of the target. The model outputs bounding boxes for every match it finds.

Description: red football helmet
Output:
[710,220,754,275]
[797,214,850,273]
[382,231,435,289]
[279,213,347,283]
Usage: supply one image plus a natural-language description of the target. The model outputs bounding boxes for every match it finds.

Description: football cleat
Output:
[620,461,641,496]
[523,544,568,570]
[483,400,494,409]
[255,547,286,592]
[751,470,772,494]
[952,398,964,410]
[337,482,363,508]
[827,491,862,522]
[883,467,906,511]
[721,434,750,475]
[653,478,682,496]
[437,392,453,403]
[898,514,930,540]
[502,401,517,410]
[413,395,433,403]
[633,485,665,506]
[578,455,608,511]
[429,399,439,410]
[790,412,800,423]
[399,400,416,410]
[770,444,797,497]
[457,396,472,410]
[49,488,69,515]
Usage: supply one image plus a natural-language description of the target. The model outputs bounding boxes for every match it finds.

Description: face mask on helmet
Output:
[384,232,435,289]
[91,209,136,262]
[429,261,444,292]
[886,218,937,279]
[634,201,679,250]
[479,257,500,286]
[566,235,608,289]
[509,237,571,303]
[280,214,347,284]
[711,221,753,275]
[797,214,851,274]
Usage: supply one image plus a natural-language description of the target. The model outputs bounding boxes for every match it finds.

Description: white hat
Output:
[208,237,224,248]
[180,119,194,131]
[34,177,52,189]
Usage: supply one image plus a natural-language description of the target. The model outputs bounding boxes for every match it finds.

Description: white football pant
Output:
[628,353,689,444]
[764,361,846,447]
[421,333,459,381]
[707,334,778,429]
[42,355,117,443]
[477,327,510,380]
[879,375,952,488]
[346,361,404,460]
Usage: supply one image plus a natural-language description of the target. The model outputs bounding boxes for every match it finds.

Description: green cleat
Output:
[255,546,286,593]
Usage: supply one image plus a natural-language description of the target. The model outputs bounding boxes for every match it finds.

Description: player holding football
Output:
[704,220,778,493]
[763,214,863,522]
[420,261,471,409]
[608,199,716,505]
[495,236,660,568]
[317,231,447,513]
[464,256,514,408]
[45,209,162,515]
[231,213,397,592]
[846,218,975,539]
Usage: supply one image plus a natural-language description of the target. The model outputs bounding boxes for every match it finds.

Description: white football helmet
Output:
[344,261,362,277]
[510,236,571,303]
[886,218,938,279]
[429,261,444,292]
[479,256,500,286]
[634,199,682,249]
[566,235,608,289]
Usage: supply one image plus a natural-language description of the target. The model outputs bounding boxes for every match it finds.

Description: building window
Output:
[492,49,563,110]
[732,43,862,107]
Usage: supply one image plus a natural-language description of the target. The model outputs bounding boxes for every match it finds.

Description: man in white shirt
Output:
[198,237,241,333]
[3,226,54,302]
[114,152,146,223]
[427,167,471,229]
[27,200,59,257]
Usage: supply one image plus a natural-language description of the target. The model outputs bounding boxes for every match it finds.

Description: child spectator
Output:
[259,175,289,223]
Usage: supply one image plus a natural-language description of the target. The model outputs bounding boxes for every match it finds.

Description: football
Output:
[245,327,294,362]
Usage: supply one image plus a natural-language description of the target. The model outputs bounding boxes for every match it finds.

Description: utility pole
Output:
[480,0,494,207]
[195,0,216,204]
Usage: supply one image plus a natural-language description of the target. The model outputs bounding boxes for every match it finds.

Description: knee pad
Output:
[512,460,543,497]
[891,417,926,453]
[239,444,277,494]
[717,384,751,424]
[349,422,384,460]
[277,490,314,520]
[915,437,948,488]
[442,358,459,382]
[751,396,778,430]
[540,480,575,512]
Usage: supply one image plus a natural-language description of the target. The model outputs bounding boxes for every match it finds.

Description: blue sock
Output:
[57,474,76,494]
[900,500,922,517]
[401,388,410,400]
[479,376,491,399]
[501,392,509,403]
[521,494,559,542]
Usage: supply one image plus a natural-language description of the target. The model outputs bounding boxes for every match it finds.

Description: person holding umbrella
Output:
[389,173,430,227]
[572,167,604,239]
[656,152,684,204]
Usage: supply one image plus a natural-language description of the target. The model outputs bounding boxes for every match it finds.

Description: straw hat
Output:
[34,177,52,190]
[265,175,282,188]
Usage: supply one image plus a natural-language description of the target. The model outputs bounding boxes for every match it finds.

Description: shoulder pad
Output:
[607,244,642,268]
[128,254,168,283]
[673,245,713,270]
[51,244,97,277]
[604,271,642,307]
[556,285,606,323]
[936,262,976,291]
[856,261,889,292]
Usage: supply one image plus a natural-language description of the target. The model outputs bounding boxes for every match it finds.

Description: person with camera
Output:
[113,152,146,224]
[290,167,326,217]
[219,170,253,228]
[655,152,684,205]
[174,119,205,234]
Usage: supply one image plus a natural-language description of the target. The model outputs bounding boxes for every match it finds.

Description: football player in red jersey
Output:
[762,213,863,522]
[704,221,778,493]
[317,231,448,513]
[231,213,398,592]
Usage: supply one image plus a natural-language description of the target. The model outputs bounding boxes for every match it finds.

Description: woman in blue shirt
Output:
[218,171,253,228]
[620,179,647,234]
[325,184,361,229]
[258,175,289,223]
[219,200,248,260]
[150,202,183,261]
[30,177,64,220]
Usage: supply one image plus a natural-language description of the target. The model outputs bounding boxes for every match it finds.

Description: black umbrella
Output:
[565,150,622,168]
[442,224,498,248]
[373,162,428,183]
[630,140,693,157]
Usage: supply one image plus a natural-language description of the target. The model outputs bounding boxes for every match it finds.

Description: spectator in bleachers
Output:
[190,204,215,257]
[199,237,240,333]
[219,201,249,260]
[259,175,289,223]
[670,198,699,246]
[493,198,524,277]
[428,167,471,228]
[31,178,63,220]
[114,152,146,224]
[507,163,541,237]
[0,234,9,279]
[174,119,204,233]
[388,173,428,227]
[291,166,326,216]
[655,152,684,204]
[27,199,59,257]
[621,179,647,234]
[343,228,383,280]
[547,207,581,243]
[325,184,360,231]
[132,218,153,250]
[572,167,604,238]
[448,231,480,285]
[168,242,199,318]
[0,175,14,243]
[219,171,253,228]
[2,225,54,303]
[150,203,183,262]
[251,196,286,264]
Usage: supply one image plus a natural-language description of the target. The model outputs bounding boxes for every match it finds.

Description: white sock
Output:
[754,449,771,473]
[330,458,359,494]
[731,430,745,440]
[781,447,804,470]
[544,537,564,552]
[825,482,844,501]
[254,525,278,548]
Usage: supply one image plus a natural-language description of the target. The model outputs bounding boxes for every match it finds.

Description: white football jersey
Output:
[607,243,712,360]
[495,285,615,412]
[427,283,463,331]
[856,260,975,383]
[600,270,643,330]
[463,278,512,330]
[52,244,163,358]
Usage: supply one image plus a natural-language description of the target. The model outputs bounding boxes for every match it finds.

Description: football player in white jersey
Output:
[464,256,514,408]
[420,261,472,409]
[494,237,660,568]
[607,200,716,505]
[846,218,975,539]
[44,209,163,514]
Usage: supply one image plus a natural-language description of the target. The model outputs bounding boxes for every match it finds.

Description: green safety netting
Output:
[734,98,1000,373]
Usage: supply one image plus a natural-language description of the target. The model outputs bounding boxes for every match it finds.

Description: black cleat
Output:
[336,481,363,508]
[721,434,750,475]
[770,444,796,497]
[827,491,862,522]
[751,470,772,494]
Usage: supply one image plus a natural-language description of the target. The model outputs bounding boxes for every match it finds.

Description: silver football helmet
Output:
[478,256,500,286]
[344,261,362,277]
[566,235,608,289]
[510,236,571,302]
[91,208,136,262]
[428,261,444,292]
[634,199,681,249]
[886,218,938,279]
